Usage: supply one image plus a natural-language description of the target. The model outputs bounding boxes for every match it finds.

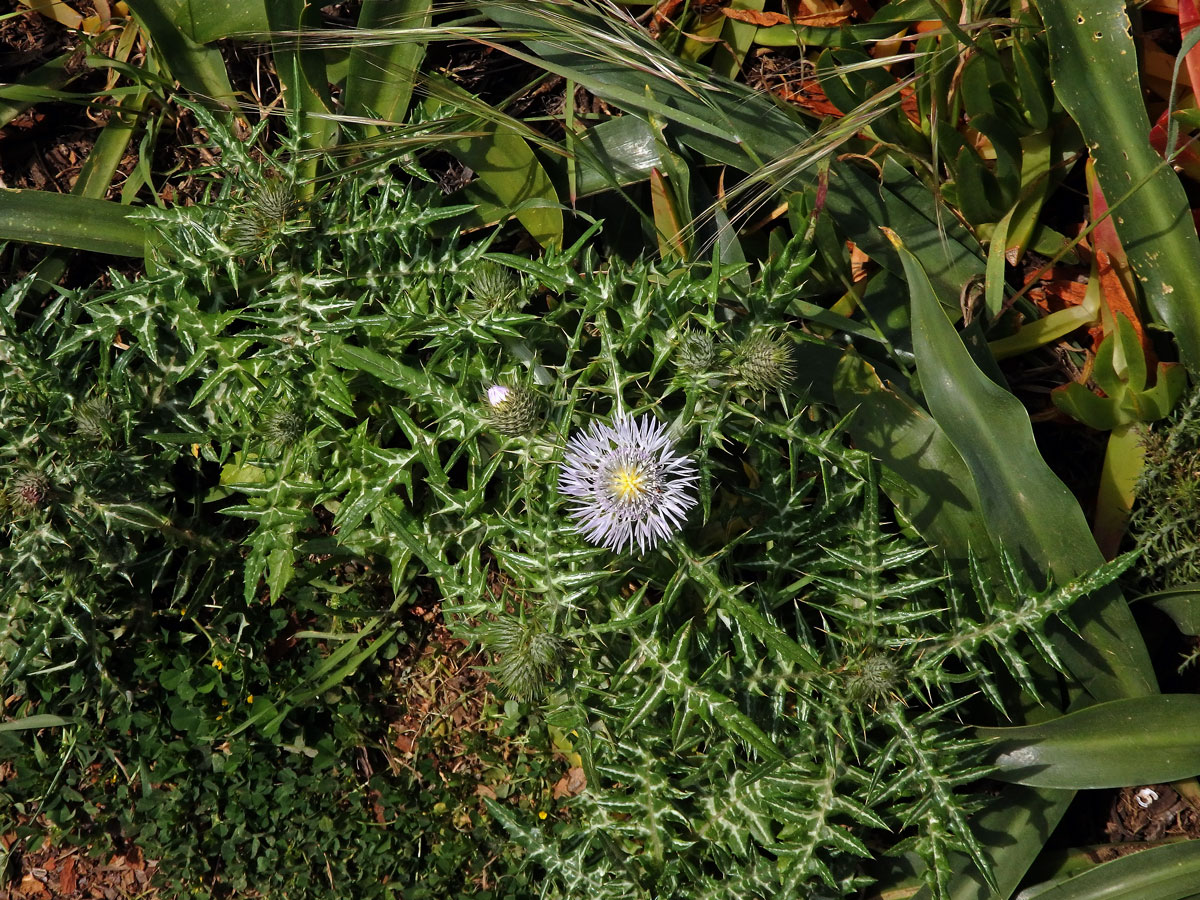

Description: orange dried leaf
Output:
[721,8,851,27]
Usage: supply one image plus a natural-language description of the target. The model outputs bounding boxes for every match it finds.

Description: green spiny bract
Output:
[735,330,795,391]
[72,395,114,445]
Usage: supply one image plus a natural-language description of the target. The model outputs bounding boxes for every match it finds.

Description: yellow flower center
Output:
[609,465,648,503]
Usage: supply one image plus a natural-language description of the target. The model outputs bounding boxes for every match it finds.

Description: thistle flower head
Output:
[483,614,567,701]
[676,331,715,375]
[558,414,698,554]
[262,406,305,450]
[485,383,540,436]
[8,470,50,512]
[844,653,902,706]
[226,177,299,256]
[73,395,114,444]
[736,331,795,391]
[252,177,299,225]
[462,260,521,317]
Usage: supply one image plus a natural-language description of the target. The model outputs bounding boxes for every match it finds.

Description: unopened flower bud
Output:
[485,384,540,436]
[736,331,795,391]
[676,332,715,375]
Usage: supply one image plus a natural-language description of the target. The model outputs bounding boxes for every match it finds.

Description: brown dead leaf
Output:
[58,855,77,895]
[722,8,851,27]
[848,242,872,283]
[16,874,49,899]
[553,766,587,799]
[475,782,498,800]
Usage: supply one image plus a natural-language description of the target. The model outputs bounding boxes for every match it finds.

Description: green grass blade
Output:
[481,1,984,300]
[0,50,73,129]
[0,714,76,733]
[1037,0,1200,370]
[0,189,145,257]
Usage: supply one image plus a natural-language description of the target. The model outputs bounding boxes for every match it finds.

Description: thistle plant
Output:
[1131,384,1200,591]
[0,103,1142,900]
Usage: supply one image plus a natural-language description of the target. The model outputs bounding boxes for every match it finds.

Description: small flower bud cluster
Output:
[672,328,796,394]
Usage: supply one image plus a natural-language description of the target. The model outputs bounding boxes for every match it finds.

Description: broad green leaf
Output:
[430,76,563,250]
[0,189,145,257]
[899,233,1158,703]
[344,0,431,130]
[1037,0,1200,370]
[147,0,270,43]
[1139,585,1200,636]
[125,0,238,105]
[574,116,662,197]
[832,352,989,563]
[1017,839,1200,900]
[982,695,1200,789]
[911,786,1075,900]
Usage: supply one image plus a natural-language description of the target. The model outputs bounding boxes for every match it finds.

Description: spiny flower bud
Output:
[844,653,902,706]
[252,177,299,226]
[262,406,305,451]
[8,470,50,512]
[461,260,521,318]
[73,395,113,444]
[736,331,795,391]
[483,615,567,701]
[226,177,299,256]
[484,384,540,436]
[675,332,715,375]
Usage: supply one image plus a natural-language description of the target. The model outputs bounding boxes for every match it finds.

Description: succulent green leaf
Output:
[900,233,1158,702]
[0,189,146,257]
[982,695,1200,789]
[1037,0,1200,371]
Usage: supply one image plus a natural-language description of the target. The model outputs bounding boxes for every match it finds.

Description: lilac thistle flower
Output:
[557,414,698,554]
